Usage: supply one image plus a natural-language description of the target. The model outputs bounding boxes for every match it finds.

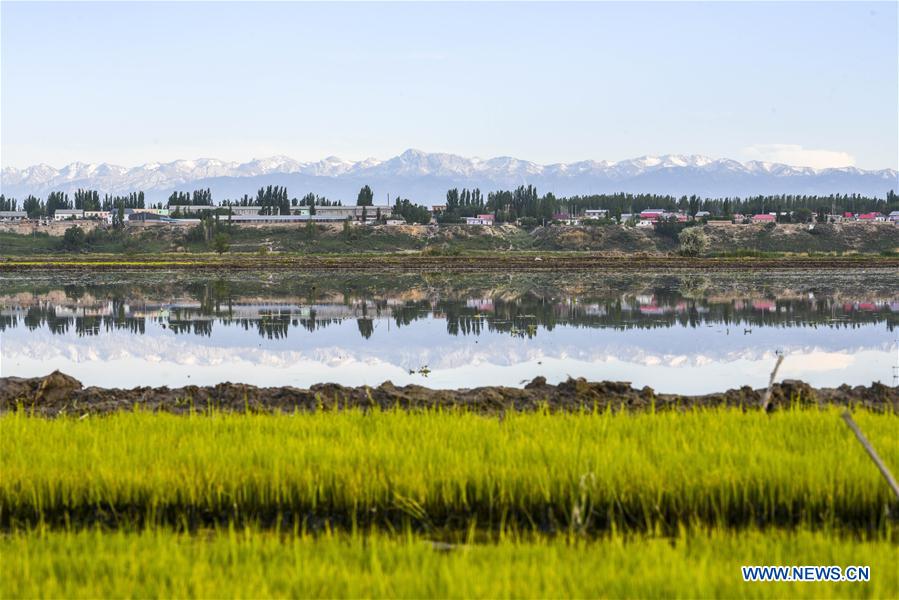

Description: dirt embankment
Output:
[2,372,895,417]
[531,222,899,254]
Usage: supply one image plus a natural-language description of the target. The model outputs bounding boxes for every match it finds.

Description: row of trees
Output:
[437,187,898,224]
[168,189,213,206]
[391,197,431,224]
[6,187,896,222]
[3,190,150,218]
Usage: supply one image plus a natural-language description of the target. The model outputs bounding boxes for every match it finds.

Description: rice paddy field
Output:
[2,407,898,597]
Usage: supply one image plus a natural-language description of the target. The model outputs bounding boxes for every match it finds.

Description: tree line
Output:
[436,187,898,224]
[4,186,895,223]
[2,190,150,218]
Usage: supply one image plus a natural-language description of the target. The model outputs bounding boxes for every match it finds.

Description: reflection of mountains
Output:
[2,293,896,339]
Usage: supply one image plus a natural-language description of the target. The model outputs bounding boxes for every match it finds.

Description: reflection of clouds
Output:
[779,352,855,372]
[3,320,894,374]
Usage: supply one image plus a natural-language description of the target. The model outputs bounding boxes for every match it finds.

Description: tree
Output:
[0,195,17,211]
[392,197,431,224]
[678,227,708,256]
[212,233,230,254]
[62,226,86,251]
[23,195,44,219]
[343,217,352,240]
[792,207,813,223]
[356,185,374,206]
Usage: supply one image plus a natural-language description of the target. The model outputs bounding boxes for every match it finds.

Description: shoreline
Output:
[3,372,896,416]
[3,253,898,271]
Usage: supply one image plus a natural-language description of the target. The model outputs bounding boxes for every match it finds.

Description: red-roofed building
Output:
[751,214,776,223]
[857,212,885,221]
[639,209,667,221]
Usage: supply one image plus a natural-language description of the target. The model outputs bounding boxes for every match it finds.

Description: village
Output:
[1,203,897,229]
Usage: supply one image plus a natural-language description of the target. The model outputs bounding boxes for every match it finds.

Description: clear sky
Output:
[2,1,897,170]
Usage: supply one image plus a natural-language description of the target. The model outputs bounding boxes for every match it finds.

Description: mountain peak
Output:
[2,151,895,202]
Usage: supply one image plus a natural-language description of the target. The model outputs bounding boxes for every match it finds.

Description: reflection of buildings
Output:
[1,292,896,340]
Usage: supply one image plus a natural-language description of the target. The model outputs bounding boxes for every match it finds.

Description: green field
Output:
[3,408,897,529]
[3,407,897,597]
[3,527,896,599]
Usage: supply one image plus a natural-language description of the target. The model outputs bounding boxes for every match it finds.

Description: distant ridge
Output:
[3,149,896,204]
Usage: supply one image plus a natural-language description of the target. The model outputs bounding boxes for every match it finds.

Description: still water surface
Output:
[1,270,896,393]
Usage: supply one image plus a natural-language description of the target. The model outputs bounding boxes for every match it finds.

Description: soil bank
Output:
[2,371,896,417]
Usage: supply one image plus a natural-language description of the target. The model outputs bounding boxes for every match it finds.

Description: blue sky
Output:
[2,1,896,169]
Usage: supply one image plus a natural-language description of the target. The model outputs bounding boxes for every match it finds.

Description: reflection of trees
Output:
[357,318,374,339]
[0,315,17,331]
[5,292,896,341]
[256,311,291,340]
[168,320,212,336]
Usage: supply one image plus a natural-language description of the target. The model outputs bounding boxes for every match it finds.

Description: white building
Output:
[84,210,112,224]
[0,211,27,221]
[227,205,263,216]
[584,209,609,219]
[465,214,495,226]
[53,209,84,221]
[313,205,393,222]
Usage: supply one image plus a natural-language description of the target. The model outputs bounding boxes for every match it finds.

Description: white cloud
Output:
[742,144,856,169]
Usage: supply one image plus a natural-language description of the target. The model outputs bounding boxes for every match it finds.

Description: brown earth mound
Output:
[2,371,895,417]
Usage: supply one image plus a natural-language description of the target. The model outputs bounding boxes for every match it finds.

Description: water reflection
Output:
[3,295,895,339]
[1,270,896,392]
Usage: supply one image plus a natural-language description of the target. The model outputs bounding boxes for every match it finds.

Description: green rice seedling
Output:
[2,526,896,599]
[1,408,896,531]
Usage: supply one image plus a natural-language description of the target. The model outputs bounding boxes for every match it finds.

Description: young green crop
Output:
[2,408,896,530]
[3,527,897,599]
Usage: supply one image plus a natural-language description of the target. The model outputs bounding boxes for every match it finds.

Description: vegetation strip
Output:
[3,409,897,530]
[3,527,897,599]
[3,253,898,272]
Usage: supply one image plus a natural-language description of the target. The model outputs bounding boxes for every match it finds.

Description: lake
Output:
[1,269,896,393]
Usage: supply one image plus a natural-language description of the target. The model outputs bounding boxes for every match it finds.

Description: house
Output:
[168,204,218,215]
[552,212,580,225]
[0,211,27,221]
[465,214,495,226]
[843,212,855,220]
[694,211,711,219]
[430,204,447,215]
[888,211,899,223]
[584,209,608,220]
[639,209,667,221]
[312,205,392,222]
[228,214,314,224]
[385,218,406,226]
[227,205,263,216]
[84,210,112,223]
[857,212,885,222]
[128,211,165,222]
[751,214,776,223]
[53,209,84,221]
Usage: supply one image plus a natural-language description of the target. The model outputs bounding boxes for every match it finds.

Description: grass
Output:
[0,230,58,253]
[3,527,896,598]
[2,408,897,531]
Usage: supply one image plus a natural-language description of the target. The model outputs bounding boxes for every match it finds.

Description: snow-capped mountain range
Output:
[3,149,896,203]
